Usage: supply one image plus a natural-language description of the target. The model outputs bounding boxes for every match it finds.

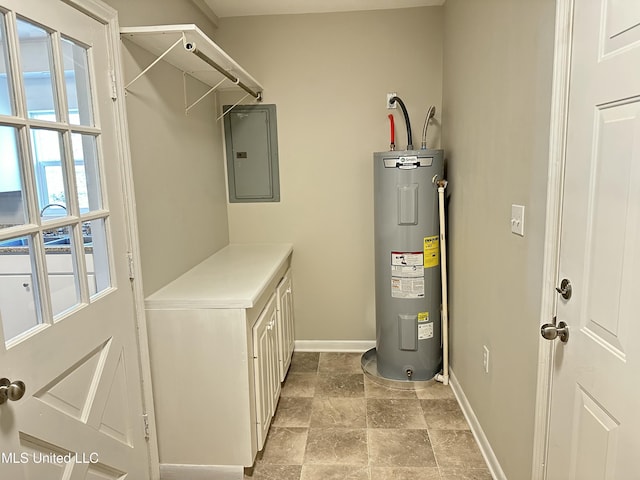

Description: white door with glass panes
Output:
[0,0,151,478]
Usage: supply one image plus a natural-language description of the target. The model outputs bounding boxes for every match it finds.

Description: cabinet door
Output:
[267,304,281,416]
[252,294,278,451]
[276,269,295,382]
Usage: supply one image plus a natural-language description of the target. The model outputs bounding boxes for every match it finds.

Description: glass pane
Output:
[43,224,80,317]
[72,133,102,211]
[0,13,15,116]
[0,126,28,228]
[85,218,110,297]
[31,128,69,220]
[61,38,93,126]
[0,235,42,342]
[17,18,58,120]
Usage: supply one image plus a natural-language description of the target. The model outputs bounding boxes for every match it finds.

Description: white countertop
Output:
[145,243,293,309]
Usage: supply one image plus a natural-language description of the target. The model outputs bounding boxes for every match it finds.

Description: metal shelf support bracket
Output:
[124,36,184,90]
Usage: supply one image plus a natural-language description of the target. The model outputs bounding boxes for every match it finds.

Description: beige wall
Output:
[216,7,443,340]
[442,0,555,478]
[105,0,230,295]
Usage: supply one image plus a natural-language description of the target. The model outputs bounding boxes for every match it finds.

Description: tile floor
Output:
[244,352,492,480]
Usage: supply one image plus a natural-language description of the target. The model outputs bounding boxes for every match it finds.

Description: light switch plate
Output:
[511,204,525,236]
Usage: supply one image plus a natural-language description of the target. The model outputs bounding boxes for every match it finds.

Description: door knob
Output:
[540,321,569,343]
[0,378,26,404]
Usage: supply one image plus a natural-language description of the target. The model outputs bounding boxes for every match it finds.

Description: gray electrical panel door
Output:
[223,104,280,203]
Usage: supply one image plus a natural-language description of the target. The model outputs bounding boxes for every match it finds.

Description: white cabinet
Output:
[0,275,38,339]
[276,270,295,382]
[0,252,96,339]
[144,244,294,477]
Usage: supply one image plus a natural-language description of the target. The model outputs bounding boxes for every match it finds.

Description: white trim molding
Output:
[531,0,575,479]
[160,464,242,480]
[449,369,507,480]
[294,340,375,352]
[62,0,115,23]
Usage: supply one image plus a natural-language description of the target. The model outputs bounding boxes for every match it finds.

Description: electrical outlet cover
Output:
[387,92,397,109]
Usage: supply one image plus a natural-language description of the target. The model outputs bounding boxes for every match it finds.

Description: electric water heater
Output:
[371,149,444,381]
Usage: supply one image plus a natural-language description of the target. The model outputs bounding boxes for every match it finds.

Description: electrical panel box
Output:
[223,104,280,203]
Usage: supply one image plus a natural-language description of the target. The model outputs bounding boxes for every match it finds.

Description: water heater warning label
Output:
[418,311,433,339]
[391,252,425,298]
[391,277,425,298]
[391,252,423,266]
[418,322,434,340]
[423,236,439,268]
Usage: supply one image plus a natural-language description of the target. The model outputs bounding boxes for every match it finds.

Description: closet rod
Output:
[184,41,262,101]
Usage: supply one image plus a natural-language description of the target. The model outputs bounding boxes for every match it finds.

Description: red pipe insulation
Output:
[388,114,395,151]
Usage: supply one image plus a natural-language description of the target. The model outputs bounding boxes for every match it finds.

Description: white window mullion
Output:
[30,231,54,327]
[55,28,90,309]
[73,229,90,305]
[63,129,91,304]
[52,29,79,220]
[61,130,79,218]
[5,10,39,225]
[94,133,109,213]
[50,30,68,125]
[17,124,53,327]
[4,9,24,119]
[85,40,100,130]
[6,10,43,230]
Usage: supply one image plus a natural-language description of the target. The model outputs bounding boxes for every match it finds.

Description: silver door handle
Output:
[0,378,26,404]
[540,321,569,343]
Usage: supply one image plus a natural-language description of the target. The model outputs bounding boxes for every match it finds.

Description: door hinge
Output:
[127,252,135,280]
[110,70,118,100]
[142,413,150,440]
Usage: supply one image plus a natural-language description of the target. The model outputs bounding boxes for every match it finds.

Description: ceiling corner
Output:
[191,0,220,28]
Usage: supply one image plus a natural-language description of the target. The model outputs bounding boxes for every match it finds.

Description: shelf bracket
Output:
[184,75,227,115]
[124,36,184,90]
[216,93,251,121]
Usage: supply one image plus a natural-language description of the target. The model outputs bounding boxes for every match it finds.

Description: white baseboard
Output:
[160,464,243,480]
[449,369,507,480]
[294,340,375,352]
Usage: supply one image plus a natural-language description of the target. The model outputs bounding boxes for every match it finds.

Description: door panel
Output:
[546,0,640,478]
[583,100,639,357]
[571,386,620,480]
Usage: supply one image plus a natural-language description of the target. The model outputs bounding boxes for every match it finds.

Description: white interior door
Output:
[545,0,640,478]
[0,0,150,478]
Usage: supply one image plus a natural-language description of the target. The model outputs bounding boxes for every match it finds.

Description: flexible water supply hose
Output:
[434,179,449,386]
[421,106,436,150]
[390,96,413,150]
[388,114,396,151]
